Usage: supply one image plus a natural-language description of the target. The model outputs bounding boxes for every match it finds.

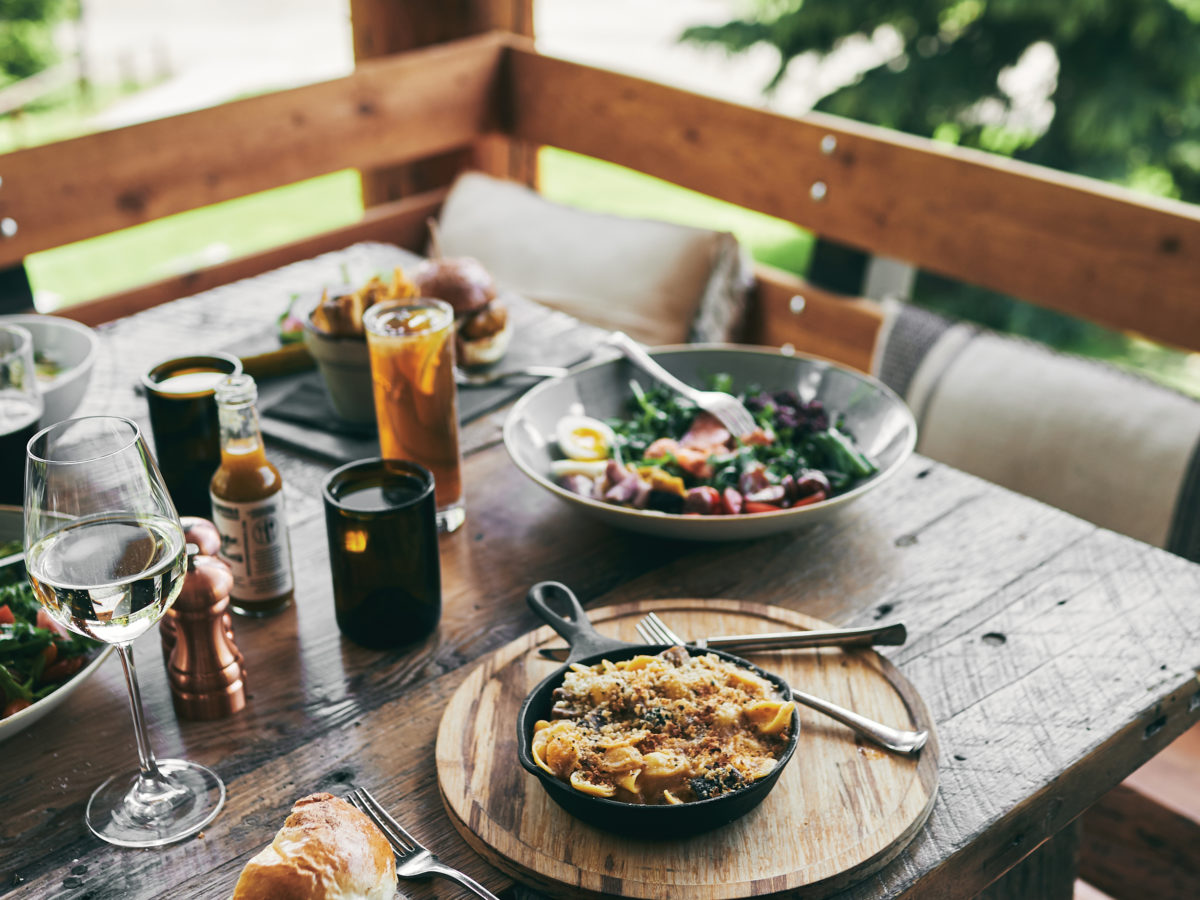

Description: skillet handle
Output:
[526,582,621,660]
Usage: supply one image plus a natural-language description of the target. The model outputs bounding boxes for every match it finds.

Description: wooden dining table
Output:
[2,243,1199,900]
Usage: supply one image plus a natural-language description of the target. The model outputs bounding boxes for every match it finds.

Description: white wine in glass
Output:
[24,416,224,847]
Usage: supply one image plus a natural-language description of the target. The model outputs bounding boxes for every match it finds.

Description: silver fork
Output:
[606,331,757,437]
[346,788,500,900]
[635,615,928,755]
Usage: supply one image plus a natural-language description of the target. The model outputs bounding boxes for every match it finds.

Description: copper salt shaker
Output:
[162,517,241,671]
[167,543,247,720]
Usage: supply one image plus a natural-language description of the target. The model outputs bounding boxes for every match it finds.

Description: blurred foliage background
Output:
[683,0,1200,387]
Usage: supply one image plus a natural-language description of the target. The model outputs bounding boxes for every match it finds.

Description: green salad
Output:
[0,570,98,719]
[551,375,878,516]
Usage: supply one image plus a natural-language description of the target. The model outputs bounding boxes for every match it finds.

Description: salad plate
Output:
[0,505,112,744]
[502,345,917,541]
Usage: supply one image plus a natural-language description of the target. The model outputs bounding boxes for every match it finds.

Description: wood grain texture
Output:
[0,34,504,267]
[745,263,885,372]
[437,601,939,899]
[505,43,1200,354]
[350,2,535,206]
[2,245,1199,900]
[58,190,447,326]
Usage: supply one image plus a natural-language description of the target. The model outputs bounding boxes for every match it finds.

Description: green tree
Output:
[0,0,75,86]
[683,0,1200,359]
[683,0,1200,201]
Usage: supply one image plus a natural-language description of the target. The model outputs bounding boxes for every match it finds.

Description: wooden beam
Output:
[745,263,885,373]
[350,1,535,205]
[1079,785,1200,900]
[505,43,1200,353]
[59,189,447,326]
[0,34,504,268]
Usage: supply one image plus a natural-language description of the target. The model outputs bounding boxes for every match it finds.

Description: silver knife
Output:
[536,622,906,661]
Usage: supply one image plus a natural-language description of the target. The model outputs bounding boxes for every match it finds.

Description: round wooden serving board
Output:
[435,599,939,899]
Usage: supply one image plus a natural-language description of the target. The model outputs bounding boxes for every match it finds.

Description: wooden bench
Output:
[0,25,1197,900]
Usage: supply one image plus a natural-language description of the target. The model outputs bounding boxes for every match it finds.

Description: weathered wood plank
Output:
[745,263,885,372]
[506,44,1200,354]
[0,34,504,267]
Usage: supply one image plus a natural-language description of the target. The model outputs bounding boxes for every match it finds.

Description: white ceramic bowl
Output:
[0,314,99,425]
[503,346,917,541]
[0,505,112,743]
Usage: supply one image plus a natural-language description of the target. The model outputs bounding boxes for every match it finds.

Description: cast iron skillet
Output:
[515,582,801,837]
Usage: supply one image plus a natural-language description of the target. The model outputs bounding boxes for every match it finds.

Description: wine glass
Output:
[23,415,224,847]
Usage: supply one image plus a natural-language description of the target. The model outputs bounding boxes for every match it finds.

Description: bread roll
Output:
[232,793,395,900]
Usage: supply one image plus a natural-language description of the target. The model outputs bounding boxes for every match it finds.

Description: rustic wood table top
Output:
[3,244,1199,900]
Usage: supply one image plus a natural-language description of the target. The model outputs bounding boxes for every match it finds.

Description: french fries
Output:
[308,267,417,338]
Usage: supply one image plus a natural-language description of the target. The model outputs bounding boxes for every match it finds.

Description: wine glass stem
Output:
[115,643,168,787]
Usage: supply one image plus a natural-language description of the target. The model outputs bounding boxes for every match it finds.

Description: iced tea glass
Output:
[362,298,465,533]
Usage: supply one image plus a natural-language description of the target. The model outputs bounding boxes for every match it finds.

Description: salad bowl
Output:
[502,345,917,541]
[0,506,112,744]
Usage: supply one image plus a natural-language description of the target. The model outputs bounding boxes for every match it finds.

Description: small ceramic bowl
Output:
[295,292,376,425]
[0,314,99,425]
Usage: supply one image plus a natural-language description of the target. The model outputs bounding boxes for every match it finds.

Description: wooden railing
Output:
[1,31,1198,367]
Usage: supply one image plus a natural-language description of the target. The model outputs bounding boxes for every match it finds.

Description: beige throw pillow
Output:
[433,172,751,346]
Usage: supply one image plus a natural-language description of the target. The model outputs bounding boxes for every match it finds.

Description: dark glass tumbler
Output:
[142,353,242,517]
[322,458,442,649]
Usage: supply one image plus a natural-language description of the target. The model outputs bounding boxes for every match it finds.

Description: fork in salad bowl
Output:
[346,788,500,899]
[606,332,757,437]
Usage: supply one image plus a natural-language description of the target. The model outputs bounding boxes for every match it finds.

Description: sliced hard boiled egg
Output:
[550,459,609,479]
[555,415,616,462]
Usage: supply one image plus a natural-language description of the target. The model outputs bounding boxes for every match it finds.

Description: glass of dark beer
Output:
[0,324,43,507]
[322,458,442,649]
[142,353,242,517]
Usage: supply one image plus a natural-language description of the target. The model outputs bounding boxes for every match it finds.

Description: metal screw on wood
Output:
[0,218,16,238]
[810,181,828,201]
[790,295,807,314]
[821,134,837,155]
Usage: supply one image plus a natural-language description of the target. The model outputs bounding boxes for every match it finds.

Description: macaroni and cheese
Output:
[531,646,794,805]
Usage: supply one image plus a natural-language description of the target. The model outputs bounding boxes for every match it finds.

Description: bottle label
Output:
[209,492,294,601]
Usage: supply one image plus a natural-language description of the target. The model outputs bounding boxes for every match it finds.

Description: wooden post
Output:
[348,0,535,206]
[976,820,1082,900]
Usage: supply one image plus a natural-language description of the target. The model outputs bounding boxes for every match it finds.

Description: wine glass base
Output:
[86,759,225,848]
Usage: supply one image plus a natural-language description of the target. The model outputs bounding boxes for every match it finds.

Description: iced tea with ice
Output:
[362,298,464,532]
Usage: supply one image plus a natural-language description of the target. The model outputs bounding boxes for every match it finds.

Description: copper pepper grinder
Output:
[167,542,247,720]
[162,517,242,672]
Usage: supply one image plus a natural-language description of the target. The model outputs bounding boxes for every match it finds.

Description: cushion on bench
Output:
[873,299,1200,559]
[432,172,752,346]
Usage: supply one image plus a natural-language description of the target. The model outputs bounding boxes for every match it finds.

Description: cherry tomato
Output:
[0,604,13,625]
[792,490,827,508]
[720,488,743,516]
[3,698,31,718]
[41,643,58,667]
[743,501,782,514]
[42,656,84,683]
[35,609,69,639]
